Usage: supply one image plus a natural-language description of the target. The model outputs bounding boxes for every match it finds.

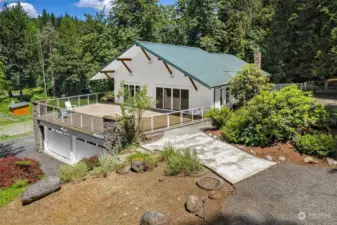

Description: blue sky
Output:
[0,0,175,19]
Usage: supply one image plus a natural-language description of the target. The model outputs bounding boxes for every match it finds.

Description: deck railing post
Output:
[70,111,73,125]
[151,116,154,132]
[96,94,98,104]
[87,95,90,105]
[57,99,59,108]
[78,96,80,107]
[91,116,94,131]
[201,107,204,120]
[80,114,83,128]
[192,109,194,122]
[180,111,183,125]
[167,114,170,128]
[53,107,55,121]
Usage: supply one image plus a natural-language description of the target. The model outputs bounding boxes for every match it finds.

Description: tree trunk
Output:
[40,42,47,96]
[19,88,23,101]
[8,90,13,98]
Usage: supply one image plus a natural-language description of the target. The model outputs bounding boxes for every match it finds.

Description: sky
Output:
[0,0,175,19]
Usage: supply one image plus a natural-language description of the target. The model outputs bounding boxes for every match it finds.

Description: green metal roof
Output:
[135,41,269,88]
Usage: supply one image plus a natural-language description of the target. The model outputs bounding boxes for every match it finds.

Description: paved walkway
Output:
[143,123,275,184]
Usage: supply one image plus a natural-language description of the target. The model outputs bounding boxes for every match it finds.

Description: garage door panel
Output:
[75,138,105,162]
[47,128,71,160]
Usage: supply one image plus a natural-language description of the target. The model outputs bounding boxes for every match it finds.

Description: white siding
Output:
[109,45,213,110]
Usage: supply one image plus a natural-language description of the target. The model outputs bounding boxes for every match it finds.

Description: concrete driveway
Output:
[143,123,275,184]
[0,135,63,176]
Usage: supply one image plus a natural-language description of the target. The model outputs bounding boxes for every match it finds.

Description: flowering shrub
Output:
[0,156,44,188]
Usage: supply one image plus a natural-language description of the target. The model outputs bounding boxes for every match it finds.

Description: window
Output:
[123,84,142,97]
[156,87,189,110]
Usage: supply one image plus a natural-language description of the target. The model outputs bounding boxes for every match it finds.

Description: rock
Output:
[278,156,286,162]
[131,160,145,173]
[158,177,165,182]
[22,176,61,205]
[208,190,221,200]
[116,164,131,175]
[140,211,170,225]
[249,150,256,156]
[208,133,213,137]
[264,155,273,161]
[185,195,202,213]
[304,156,318,164]
[326,158,337,166]
[213,135,218,139]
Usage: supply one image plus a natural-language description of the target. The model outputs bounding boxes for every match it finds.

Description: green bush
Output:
[59,162,88,182]
[159,145,176,162]
[80,155,100,171]
[165,148,203,176]
[144,157,159,171]
[205,106,232,129]
[326,107,337,128]
[126,152,150,162]
[98,154,119,172]
[222,85,327,146]
[295,133,337,157]
[89,166,107,177]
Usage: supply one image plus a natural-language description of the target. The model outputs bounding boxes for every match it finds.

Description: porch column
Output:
[32,101,46,153]
[103,116,123,154]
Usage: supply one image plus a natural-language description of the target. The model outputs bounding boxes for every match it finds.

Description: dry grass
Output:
[0,163,234,225]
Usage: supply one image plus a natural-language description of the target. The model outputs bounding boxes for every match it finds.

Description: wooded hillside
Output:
[0,0,336,98]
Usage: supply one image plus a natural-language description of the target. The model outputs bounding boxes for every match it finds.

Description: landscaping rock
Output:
[265,155,273,161]
[140,211,170,225]
[22,176,61,205]
[131,160,145,173]
[304,156,318,164]
[249,150,256,156]
[158,177,165,182]
[278,156,286,162]
[208,190,221,200]
[116,164,131,175]
[326,158,337,166]
[185,195,202,213]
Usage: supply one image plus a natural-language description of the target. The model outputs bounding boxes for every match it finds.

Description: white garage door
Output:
[46,128,71,160]
[75,138,105,163]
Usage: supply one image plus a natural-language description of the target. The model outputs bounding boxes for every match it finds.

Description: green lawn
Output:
[0,187,26,207]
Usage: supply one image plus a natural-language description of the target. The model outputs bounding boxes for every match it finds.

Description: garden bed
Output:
[0,163,234,225]
[204,129,334,167]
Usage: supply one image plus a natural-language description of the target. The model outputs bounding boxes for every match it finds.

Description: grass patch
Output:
[59,162,88,182]
[0,180,29,207]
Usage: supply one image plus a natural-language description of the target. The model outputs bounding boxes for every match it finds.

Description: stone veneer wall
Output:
[32,101,47,152]
[103,116,124,154]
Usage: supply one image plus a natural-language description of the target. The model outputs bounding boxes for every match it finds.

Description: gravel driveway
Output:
[0,135,63,176]
[216,164,337,225]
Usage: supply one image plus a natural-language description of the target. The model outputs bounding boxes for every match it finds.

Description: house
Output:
[91,41,266,110]
[33,41,268,165]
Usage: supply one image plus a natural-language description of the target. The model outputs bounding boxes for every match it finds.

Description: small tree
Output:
[230,64,271,106]
[117,81,153,146]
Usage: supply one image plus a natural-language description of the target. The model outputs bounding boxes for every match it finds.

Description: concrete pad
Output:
[143,132,276,184]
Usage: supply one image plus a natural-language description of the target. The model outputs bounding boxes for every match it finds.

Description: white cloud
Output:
[75,0,113,12]
[6,2,39,18]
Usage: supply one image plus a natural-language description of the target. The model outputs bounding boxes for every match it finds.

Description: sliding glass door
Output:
[156,87,189,111]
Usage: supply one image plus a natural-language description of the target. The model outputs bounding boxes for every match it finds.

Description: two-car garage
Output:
[43,125,105,165]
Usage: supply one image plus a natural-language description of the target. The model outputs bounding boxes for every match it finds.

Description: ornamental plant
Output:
[205,106,232,129]
[295,133,337,157]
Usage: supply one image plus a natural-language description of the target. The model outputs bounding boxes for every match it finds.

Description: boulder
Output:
[264,155,273,161]
[22,176,61,205]
[140,211,170,225]
[208,190,221,200]
[326,158,337,166]
[158,177,165,182]
[304,156,318,164]
[278,156,286,162]
[185,195,202,213]
[131,160,145,173]
[116,165,131,175]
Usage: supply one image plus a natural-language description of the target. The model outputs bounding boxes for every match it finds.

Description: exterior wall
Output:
[11,106,29,116]
[32,102,45,152]
[112,45,214,110]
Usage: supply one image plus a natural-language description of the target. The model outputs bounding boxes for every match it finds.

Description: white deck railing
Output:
[46,92,107,108]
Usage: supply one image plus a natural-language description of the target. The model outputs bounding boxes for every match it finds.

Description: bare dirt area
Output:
[0,163,234,225]
[204,129,333,167]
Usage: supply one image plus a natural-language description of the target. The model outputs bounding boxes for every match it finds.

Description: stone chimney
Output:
[254,51,261,69]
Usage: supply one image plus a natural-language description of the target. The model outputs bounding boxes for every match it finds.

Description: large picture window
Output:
[156,87,189,110]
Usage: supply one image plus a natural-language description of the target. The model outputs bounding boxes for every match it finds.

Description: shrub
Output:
[326,107,337,128]
[59,162,88,182]
[126,152,150,162]
[222,85,327,146]
[205,106,232,129]
[295,133,337,157]
[230,64,272,106]
[98,154,119,172]
[165,148,203,176]
[0,156,44,188]
[144,157,159,171]
[116,161,131,170]
[11,179,29,188]
[80,155,100,171]
[89,166,107,177]
[159,145,176,162]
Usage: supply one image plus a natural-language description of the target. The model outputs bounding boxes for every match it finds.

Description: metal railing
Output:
[140,106,212,133]
[38,103,104,134]
[0,121,33,137]
[273,83,306,91]
[46,92,107,108]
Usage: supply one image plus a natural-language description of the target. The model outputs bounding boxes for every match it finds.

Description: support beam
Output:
[120,60,132,73]
[101,70,115,73]
[117,58,132,61]
[163,61,172,75]
[103,72,114,83]
[188,76,198,91]
[141,48,151,61]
